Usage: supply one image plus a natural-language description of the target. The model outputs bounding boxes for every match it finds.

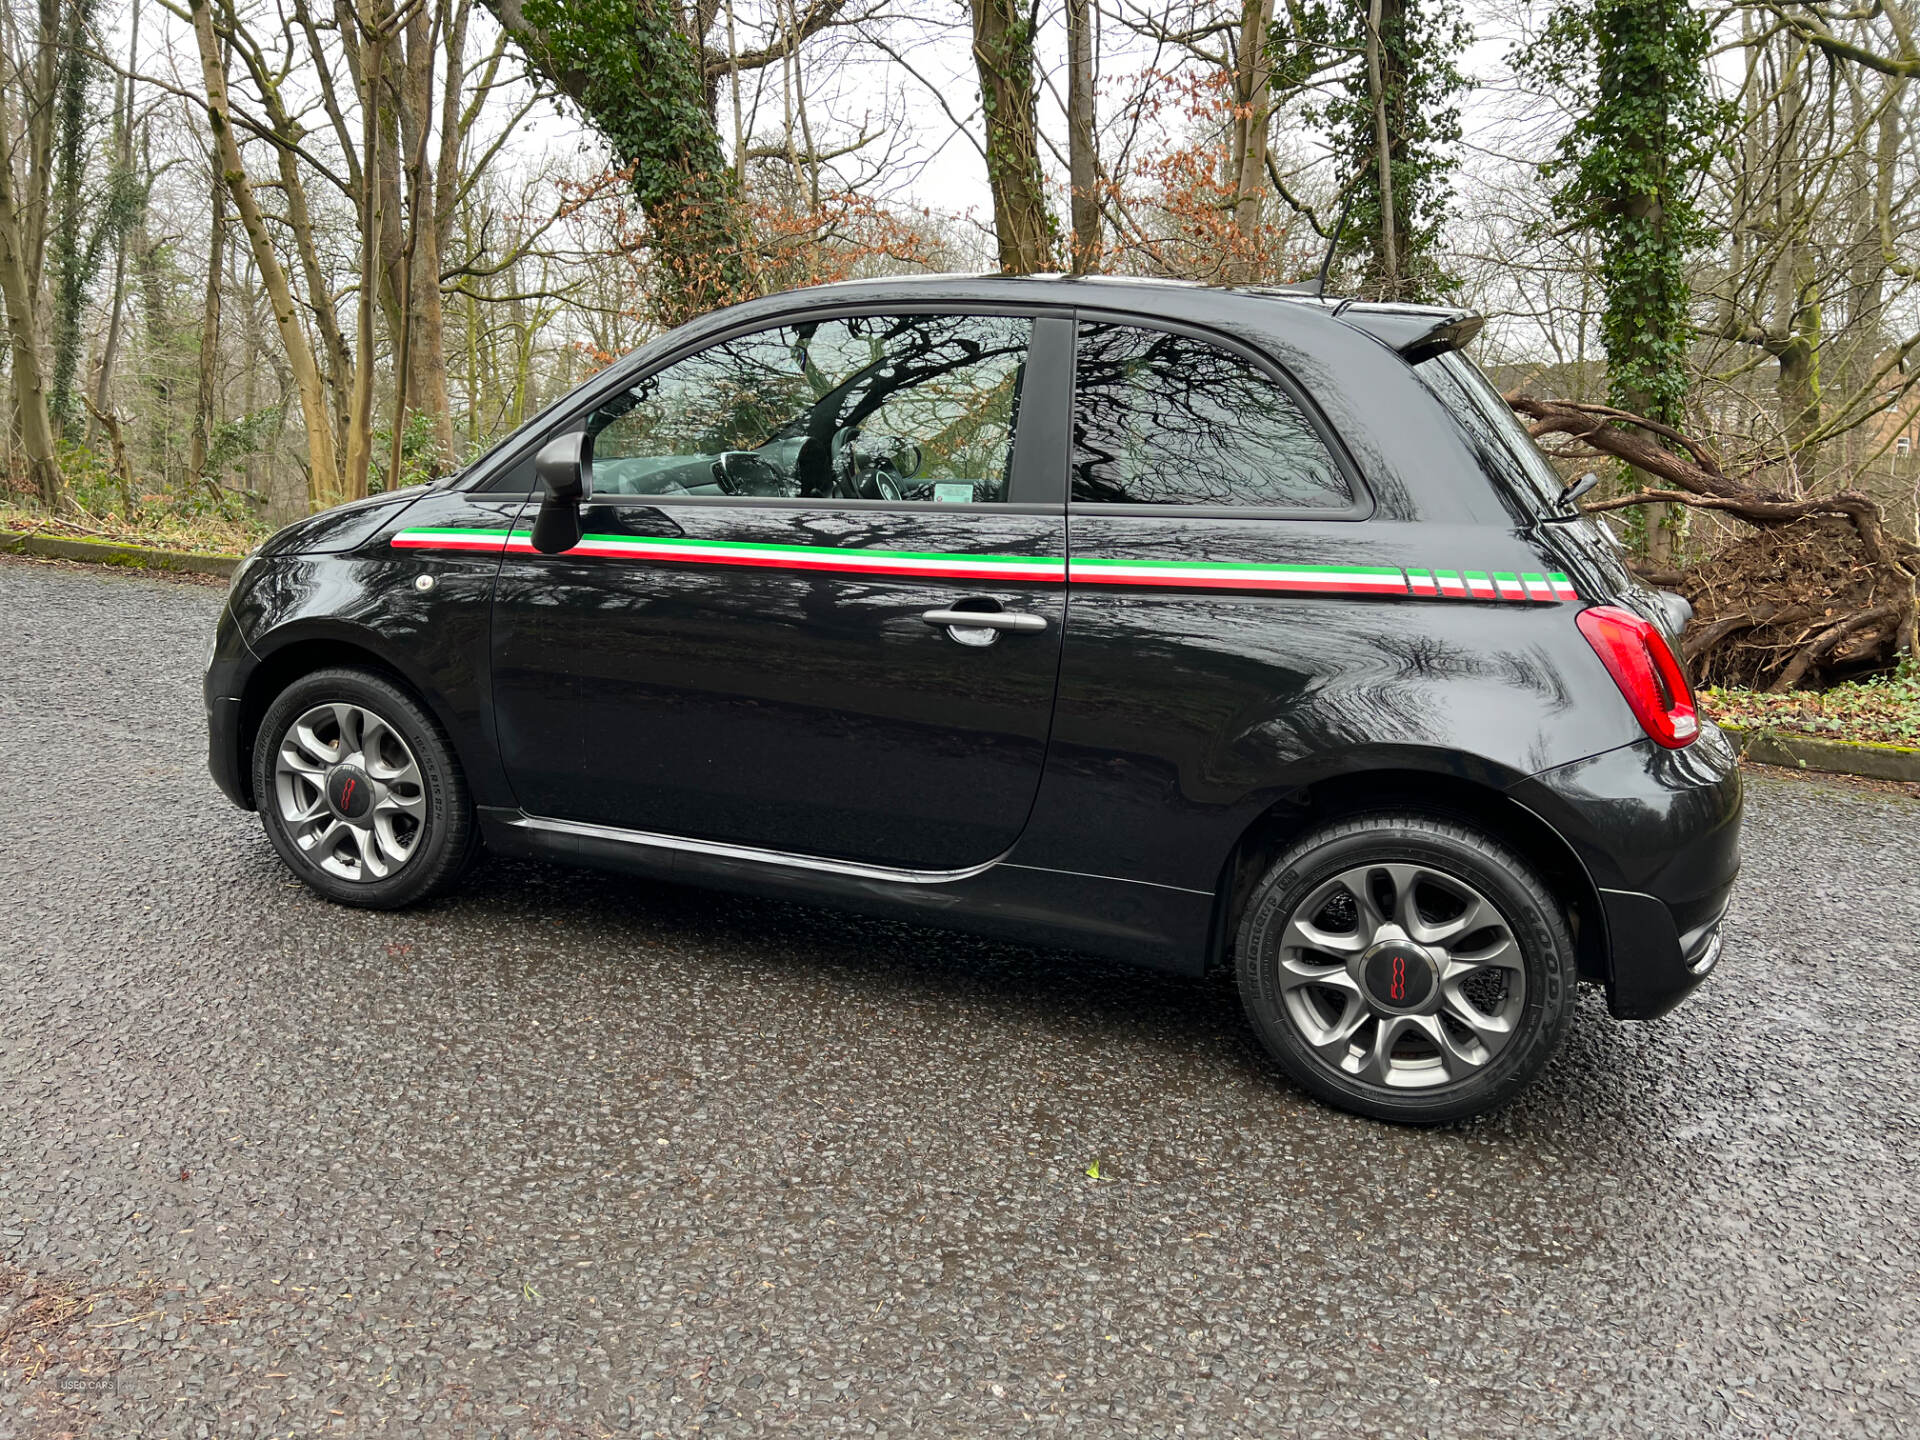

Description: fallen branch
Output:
[1507,392,1919,686]
[1771,606,1901,693]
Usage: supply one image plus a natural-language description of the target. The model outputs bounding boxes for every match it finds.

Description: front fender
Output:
[224,547,515,811]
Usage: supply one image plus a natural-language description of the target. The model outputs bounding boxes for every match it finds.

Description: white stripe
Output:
[1070,564,1403,587]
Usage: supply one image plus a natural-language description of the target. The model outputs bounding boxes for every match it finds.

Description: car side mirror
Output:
[530,433,591,554]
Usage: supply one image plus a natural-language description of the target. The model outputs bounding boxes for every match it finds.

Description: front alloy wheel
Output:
[273,701,427,881]
[1236,813,1576,1123]
[252,667,476,908]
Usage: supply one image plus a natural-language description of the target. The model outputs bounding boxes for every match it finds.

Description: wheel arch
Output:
[1205,767,1610,985]
[233,630,447,809]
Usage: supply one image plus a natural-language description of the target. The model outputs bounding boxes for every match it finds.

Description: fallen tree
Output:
[1506,395,1919,691]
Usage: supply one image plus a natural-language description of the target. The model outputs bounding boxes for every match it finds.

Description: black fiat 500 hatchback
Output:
[206,275,1741,1123]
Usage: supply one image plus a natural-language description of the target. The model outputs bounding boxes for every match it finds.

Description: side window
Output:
[584,313,1031,503]
[1071,322,1352,509]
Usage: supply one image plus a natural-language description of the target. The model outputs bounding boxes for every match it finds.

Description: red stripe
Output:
[391,534,507,550]
[503,539,1057,581]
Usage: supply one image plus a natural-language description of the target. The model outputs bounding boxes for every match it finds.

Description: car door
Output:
[486,308,1071,872]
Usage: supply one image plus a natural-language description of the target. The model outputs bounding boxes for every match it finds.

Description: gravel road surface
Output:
[2,555,1915,1438]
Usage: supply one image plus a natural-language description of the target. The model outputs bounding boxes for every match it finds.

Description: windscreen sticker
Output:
[389,527,1579,602]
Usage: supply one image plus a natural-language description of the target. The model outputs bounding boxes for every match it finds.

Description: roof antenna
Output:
[1312,182,1360,297]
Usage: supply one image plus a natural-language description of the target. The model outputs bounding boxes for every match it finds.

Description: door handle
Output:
[920,609,1048,633]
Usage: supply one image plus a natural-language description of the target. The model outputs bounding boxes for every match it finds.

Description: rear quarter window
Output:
[1072,322,1353,510]
[1416,352,1568,517]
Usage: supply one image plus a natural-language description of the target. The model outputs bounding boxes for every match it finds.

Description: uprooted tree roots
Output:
[1507,395,1920,691]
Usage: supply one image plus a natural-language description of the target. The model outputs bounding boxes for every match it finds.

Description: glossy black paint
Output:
[206,274,1743,1020]
[490,501,1066,869]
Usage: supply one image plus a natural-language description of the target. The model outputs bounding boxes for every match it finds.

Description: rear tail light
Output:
[1576,605,1699,748]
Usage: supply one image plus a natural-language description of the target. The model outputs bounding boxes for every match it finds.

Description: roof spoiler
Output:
[1335,305,1485,364]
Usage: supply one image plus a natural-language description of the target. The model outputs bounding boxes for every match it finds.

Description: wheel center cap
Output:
[1360,940,1438,1013]
[325,762,375,822]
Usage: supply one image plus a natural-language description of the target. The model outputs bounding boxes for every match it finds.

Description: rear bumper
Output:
[1597,879,1733,1019]
[1511,725,1743,1021]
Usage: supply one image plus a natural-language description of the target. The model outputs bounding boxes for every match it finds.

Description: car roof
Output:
[678,272,1480,361]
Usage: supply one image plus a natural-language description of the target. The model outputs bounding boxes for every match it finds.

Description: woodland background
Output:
[2,0,1918,688]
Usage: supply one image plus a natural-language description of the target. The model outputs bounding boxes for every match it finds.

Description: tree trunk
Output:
[1773,49,1820,474]
[391,0,455,467]
[1365,0,1399,299]
[189,150,227,490]
[1225,0,1275,283]
[189,0,344,509]
[1619,382,1677,566]
[345,13,389,503]
[0,87,60,510]
[1065,0,1099,273]
[969,0,1055,273]
[47,0,102,438]
[0,247,61,508]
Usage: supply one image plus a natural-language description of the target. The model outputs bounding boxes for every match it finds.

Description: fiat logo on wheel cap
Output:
[327,764,373,821]
[1362,943,1437,1012]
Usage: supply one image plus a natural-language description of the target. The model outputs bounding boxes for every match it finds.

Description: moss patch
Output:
[1702,664,1920,748]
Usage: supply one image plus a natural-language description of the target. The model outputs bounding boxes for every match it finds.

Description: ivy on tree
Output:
[1280,0,1468,302]
[1519,0,1727,430]
[513,0,751,324]
[1518,0,1728,559]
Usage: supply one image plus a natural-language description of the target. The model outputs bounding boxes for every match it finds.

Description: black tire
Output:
[1234,812,1576,1124]
[251,666,477,909]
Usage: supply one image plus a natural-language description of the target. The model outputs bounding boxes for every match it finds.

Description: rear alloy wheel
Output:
[1235,813,1575,1123]
[252,667,475,908]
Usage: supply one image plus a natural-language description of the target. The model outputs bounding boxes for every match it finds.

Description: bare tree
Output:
[1066,0,1098,271]
[0,0,62,507]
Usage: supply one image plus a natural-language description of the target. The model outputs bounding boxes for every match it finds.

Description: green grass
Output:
[1702,662,1920,749]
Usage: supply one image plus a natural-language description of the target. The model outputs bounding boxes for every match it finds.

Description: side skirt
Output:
[476,807,1215,974]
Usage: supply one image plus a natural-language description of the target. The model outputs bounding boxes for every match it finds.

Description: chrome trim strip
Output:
[507,813,1007,886]
[1001,861,1212,897]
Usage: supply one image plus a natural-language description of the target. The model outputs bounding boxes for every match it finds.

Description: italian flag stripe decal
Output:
[389,527,1579,602]
[1067,557,1409,593]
